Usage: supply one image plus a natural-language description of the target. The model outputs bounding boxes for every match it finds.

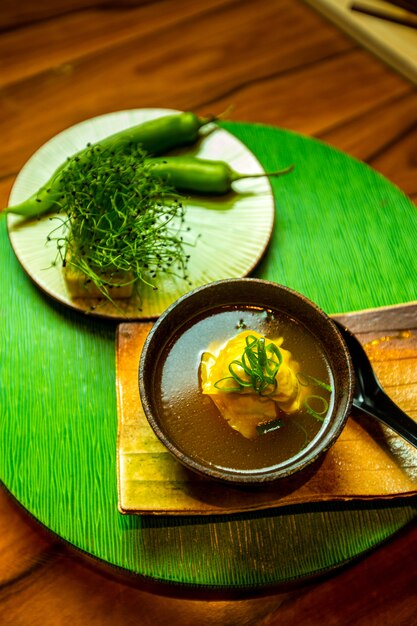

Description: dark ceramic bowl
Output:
[139,278,354,485]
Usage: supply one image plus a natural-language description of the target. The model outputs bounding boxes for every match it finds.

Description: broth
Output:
[154,306,334,472]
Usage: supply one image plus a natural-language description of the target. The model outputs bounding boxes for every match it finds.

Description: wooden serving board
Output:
[117,302,417,515]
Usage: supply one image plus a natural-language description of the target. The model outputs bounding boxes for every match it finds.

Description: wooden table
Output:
[1,1,417,623]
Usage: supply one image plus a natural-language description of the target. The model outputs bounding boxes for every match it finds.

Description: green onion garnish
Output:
[214,334,282,396]
[297,372,332,392]
[296,372,333,422]
[304,395,330,422]
[293,420,309,448]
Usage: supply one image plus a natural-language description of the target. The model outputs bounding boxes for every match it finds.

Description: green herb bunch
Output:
[47,143,190,299]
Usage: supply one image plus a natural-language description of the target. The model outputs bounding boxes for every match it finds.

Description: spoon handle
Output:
[354,390,417,449]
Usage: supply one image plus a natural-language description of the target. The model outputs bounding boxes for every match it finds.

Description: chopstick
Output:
[383,0,417,16]
[350,1,417,29]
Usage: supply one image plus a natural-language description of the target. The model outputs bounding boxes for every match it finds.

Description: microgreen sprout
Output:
[47,143,192,301]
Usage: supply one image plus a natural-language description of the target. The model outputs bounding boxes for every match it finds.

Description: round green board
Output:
[1,121,417,591]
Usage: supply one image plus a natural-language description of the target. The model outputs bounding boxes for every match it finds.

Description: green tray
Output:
[1,121,416,591]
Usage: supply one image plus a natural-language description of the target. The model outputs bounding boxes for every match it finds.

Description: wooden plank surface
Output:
[1,0,417,624]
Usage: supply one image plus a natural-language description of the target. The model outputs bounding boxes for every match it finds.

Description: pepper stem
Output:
[233,164,295,182]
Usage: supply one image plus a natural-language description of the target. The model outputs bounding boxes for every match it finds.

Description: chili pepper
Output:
[149,156,294,194]
[99,111,214,155]
[2,112,214,218]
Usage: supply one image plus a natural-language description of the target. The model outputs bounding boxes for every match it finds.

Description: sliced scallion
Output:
[214,334,282,396]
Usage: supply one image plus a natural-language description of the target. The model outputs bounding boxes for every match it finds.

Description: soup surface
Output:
[154,306,334,473]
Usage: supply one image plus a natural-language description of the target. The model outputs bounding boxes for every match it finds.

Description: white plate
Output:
[7,109,275,319]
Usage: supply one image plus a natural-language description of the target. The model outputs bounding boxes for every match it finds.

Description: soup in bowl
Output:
[139,279,354,484]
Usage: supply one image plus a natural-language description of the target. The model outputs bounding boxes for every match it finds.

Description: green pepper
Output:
[97,111,212,155]
[2,111,213,218]
[149,156,294,194]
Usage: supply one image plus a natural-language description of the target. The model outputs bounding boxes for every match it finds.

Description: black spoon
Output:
[334,320,417,449]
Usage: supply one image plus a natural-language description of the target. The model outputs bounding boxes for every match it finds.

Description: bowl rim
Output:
[139,278,355,484]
